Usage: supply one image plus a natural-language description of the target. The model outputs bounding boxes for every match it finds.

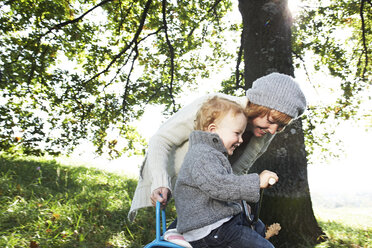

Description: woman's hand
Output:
[259,170,278,189]
[151,187,171,206]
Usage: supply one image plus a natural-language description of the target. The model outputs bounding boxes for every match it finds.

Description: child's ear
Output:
[207,123,217,133]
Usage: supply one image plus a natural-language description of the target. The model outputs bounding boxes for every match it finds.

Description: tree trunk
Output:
[238,0,325,246]
[250,121,325,247]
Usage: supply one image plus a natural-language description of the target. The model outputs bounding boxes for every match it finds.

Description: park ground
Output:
[0,155,371,247]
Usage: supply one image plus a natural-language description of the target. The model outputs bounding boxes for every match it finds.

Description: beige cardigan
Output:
[128,93,274,221]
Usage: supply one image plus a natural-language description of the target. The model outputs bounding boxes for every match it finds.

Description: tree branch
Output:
[138,26,164,43]
[44,0,114,36]
[104,27,164,89]
[292,50,320,96]
[84,0,153,84]
[121,45,139,123]
[105,47,136,89]
[162,0,176,112]
[360,0,369,79]
[187,0,224,39]
[27,0,114,95]
[236,29,244,89]
[117,1,135,34]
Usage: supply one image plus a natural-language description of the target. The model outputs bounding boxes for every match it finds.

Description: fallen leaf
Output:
[265,223,281,240]
[52,213,60,221]
[30,240,40,248]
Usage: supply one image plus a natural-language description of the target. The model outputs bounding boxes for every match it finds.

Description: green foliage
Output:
[302,105,343,162]
[292,0,371,159]
[0,0,234,157]
[219,72,245,96]
[1,0,370,159]
[293,0,371,82]
[293,0,371,104]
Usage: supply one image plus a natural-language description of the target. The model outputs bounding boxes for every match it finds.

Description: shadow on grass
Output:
[0,155,173,248]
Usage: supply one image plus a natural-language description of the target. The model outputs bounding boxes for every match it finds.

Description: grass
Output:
[313,208,372,248]
[0,155,176,248]
[315,221,371,248]
[0,155,371,247]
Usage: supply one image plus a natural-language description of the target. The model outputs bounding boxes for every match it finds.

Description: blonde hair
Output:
[245,102,292,130]
[194,96,247,131]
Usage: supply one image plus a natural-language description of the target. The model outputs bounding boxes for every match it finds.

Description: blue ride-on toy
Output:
[144,201,187,248]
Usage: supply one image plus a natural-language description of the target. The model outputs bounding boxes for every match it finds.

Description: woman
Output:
[128,72,306,221]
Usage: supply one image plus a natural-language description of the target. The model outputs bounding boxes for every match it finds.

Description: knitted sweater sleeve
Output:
[191,151,260,203]
[146,95,209,193]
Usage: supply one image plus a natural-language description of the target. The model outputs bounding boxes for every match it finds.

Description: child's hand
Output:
[259,170,278,188]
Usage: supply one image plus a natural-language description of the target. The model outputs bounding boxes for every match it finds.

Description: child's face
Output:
[210,110,247,155]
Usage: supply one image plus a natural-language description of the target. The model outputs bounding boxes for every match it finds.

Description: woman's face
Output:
[248,114,287,137]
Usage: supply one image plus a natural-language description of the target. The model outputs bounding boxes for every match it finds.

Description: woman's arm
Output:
[231,134,275,175]
[146,95,211,194]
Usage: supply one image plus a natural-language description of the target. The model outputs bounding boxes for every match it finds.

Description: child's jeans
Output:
[189,212,274,248]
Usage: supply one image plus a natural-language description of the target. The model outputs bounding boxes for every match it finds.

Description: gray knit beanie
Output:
[246,72,307,119]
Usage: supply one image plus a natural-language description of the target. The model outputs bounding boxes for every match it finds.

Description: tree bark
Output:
[250,121,325,247]
[238,0,325,246]
[239,0,293,87]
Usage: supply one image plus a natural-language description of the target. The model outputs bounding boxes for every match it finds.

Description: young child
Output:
[174,96,277,248]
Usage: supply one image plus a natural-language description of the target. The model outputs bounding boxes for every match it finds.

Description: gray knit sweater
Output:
[174,131,261,233]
